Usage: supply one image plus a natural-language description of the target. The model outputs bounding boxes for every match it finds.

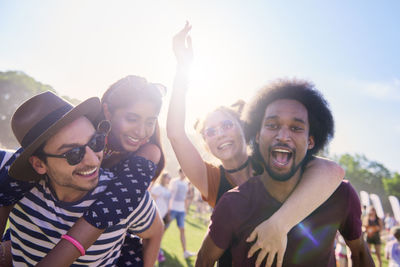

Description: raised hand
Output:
[173,21,193,69]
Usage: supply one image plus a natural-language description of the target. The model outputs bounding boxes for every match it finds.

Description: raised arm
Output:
[247,157,344,267]
[167,22,209,198]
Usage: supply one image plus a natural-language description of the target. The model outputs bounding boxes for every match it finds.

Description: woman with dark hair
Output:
[100,75,165,177]
[364,206,384,267]
[167,23,345,266]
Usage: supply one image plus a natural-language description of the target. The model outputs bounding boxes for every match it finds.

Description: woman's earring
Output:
[97,120,111,135]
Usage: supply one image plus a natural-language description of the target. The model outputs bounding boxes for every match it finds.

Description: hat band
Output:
[21,104,73,148]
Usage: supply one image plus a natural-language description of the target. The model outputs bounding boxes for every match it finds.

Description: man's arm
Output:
[345,236,374,267]
[195,234,225,267]
[137,209,164,267]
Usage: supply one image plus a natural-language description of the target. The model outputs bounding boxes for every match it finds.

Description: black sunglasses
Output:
[41,133,107,166]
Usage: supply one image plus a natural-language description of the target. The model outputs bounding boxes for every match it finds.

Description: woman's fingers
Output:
[255,249,268,267]
[247,236,260,258]
[276,250,284,267]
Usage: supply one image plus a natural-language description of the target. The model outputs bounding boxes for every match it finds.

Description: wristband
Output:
[61,234,85,256]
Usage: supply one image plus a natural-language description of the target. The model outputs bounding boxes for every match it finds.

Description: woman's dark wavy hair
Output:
[243,79,334,165]
[99,75,166,180]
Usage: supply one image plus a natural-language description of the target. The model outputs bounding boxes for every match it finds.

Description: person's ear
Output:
[255,132,260,144]
[29,156,47,175]
[103,103,112,120]
[308,136,315,150]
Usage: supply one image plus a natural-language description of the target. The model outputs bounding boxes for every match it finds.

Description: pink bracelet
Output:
[61,234,85,256]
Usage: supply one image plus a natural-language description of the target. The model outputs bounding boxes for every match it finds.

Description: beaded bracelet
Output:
[61,235,85,256]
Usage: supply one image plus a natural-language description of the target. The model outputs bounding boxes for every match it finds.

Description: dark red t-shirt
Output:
[209,178,362,267]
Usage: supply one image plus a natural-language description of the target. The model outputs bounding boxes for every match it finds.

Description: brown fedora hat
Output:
[10,91,101,181]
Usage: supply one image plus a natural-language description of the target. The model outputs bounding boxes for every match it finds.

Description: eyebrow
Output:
[56,133,95,152]
[56,143,83,153]
[126,112,157,121]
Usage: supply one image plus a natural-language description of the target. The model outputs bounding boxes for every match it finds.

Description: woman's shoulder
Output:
[135,143,161,164]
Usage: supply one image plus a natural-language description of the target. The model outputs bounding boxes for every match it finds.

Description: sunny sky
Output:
[1,0,399,173]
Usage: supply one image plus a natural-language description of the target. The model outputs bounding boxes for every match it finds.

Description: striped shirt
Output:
[1,149,156,266]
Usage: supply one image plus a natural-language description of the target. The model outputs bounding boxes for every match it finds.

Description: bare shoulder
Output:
[136,143,161,164]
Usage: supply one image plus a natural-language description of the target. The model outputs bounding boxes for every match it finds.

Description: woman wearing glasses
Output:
[167,23,345,266]
[0,77,166,267]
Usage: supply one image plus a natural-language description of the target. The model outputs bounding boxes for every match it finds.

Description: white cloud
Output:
[350,78,400,101]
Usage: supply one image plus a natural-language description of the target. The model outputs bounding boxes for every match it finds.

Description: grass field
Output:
[158,206,210,267]
[157,205,391,267]
[4,208,391,266]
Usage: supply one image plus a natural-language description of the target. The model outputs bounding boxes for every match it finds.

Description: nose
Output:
[82,146,101,166]
[276,127,291,142]
[134,123,147,139]
[215,127,228,138]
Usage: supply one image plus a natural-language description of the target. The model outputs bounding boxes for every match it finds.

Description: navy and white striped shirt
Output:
[1,149,156,266]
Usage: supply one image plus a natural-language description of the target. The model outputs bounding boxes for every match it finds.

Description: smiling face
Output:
[256,99,315,182]
[38,117,103,201]
[106,100,160,153]
[203,110,247,162]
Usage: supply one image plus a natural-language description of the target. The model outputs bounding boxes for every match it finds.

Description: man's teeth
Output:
[78,168,97,176]
[127,136,140,142]
[273,148,290,153]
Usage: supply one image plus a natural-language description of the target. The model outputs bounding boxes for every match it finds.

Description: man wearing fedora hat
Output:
[0,91,162,266]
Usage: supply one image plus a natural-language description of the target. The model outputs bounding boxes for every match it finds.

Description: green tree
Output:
[0,71,55,148]
[337,153,391,212]
[383,172,400,199]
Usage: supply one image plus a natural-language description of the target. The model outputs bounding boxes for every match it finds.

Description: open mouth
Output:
[75,167,98,177]
[271,148,293,166]
[218,142,233,150]
[127,135,140,143]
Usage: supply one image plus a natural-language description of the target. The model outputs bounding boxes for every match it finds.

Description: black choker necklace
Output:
[224,158,250,173]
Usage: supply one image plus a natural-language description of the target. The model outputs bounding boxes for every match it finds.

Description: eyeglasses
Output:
[203,120,234,138]
[41,133,107,166]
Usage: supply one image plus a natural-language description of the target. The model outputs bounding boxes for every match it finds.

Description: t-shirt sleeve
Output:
[83,156,156,229]
[203,162,221,208]
[208,193,235,250]
[127,191,157,234]
[339,181,362,241]
[0,148,36,206]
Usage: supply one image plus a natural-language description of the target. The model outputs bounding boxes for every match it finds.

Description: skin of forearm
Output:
[139,212,164,267]
[195,252,216,267]
[37,218,104,266]
[166,71,188,141]
[142,235,162,267]
[350,245,374,267]
[270,157,344,233]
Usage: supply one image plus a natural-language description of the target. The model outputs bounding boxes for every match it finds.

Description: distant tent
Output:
[359,191,370,207]
[370,194,384,218]
[389,196,400,223]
